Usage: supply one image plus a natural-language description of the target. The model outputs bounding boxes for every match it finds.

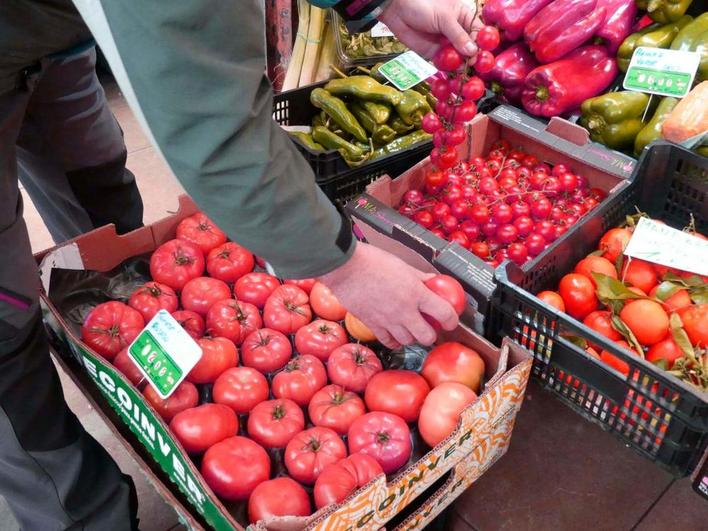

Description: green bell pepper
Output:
[634,96,679,156]
[671,13,708,81]
[617,17,692,71]
[635,0,693,24]
[579,91,654,151]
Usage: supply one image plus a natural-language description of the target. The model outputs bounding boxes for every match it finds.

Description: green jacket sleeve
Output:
[77,0,354,278]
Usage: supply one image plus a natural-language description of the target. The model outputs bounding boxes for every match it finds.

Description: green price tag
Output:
[128,310,202,398]
[379,51,437,91]
[624,47,700,98]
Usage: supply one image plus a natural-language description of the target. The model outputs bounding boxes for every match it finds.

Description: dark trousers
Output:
[0,46,142,530]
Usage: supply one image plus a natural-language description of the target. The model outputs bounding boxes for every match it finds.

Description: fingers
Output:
[388,21,441,58]
[405,314,438,346]
[440,12,477,56]
[370,325,401,350]
[419,289,459,331]
[458,1,478,33]
[389,325,415,346]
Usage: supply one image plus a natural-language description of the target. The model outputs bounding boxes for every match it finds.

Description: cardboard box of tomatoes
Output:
[36,195,532,530]
[345,105,637,328]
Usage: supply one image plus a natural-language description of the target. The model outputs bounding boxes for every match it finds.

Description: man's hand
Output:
[318,243,459,349]
[379,0,482,58]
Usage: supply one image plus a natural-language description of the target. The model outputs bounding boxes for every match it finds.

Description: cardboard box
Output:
[37,195,532,530]
[345,105,637,328]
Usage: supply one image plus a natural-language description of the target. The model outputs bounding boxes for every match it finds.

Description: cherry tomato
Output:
[474,50,495,73]
[144,381,198,422]
[263,284,312,334]
[112,347,146,386]
[206,299,261,345]
[574,256,618,286]
[248,477,311,524]
[294,319,348,361]
[187,336,238,384]
[620,299,669,346]
[461,76,485,101]
[309,282,347,321]
[476,25,501,51]
[241,328,292,373]
[234,272,280,309]
[507,242,529,265]
[308,384,366,436]
[128,281,178,322]
[313,453,383,509]
[81,301,145,360]
[284,427,347,485]
[421,341,485,392]
[433,45,463,71]
[422,112,443,133]
[181,276,231,316]
[418,382,477,447]
[327,344,383,393]
[213,366,269,414]
[426,169,448,188]
[272,355,328,407]
[558,273,598,320]
[201,436,270,500]
[453,100,477,123]
[170,404,238,454]
[206,242,254,283]
[247,398,305,449]
[348,412,412,475]
[364,370,430,423]
[176,212,226,253]
[171,310,205,340]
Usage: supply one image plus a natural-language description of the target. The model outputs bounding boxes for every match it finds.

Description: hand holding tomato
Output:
[284,427,347,485]
[310,282,347,321]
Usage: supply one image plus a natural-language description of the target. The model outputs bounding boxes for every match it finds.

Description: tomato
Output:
[620,299,669,346]
[313,453,383,509]
[294,319,347,361]
[558,274,598,320]
[364,370,430,423]
[272,355,327,407]
[348,412,412,475]
[201,436,270,501]
[537,290,565,312]
[309,282,347,321]
[234,272,280,309]
[418,382,477,447]
[205,242,254,283]
[144,381,198,422]
[621,259,658,294]
[81,301,145,360]
[128,281,178,322]
[423,275,466,328]
[181,277,232,316]
[213,367,269,414]
[327,344,383,393]
[433,45,462,71]
[284,427,347,485]
[263,284,312,334]
[206,299,261,345]
[187,337,238,384]
[171,310,205,340]
[600,340,634,376]
[649,285,691,313]
[344,313,377,342]
[284,278,317,294]
[599,228,632,263]
[308,384,366,435]
[169,404,238,454]
[112,347,145,386]
[176,212,226,254]
[247,398,305,449]
[574,256,618,286]
[241,328,292,373]
[678,304,708,346]
[583,311,622,347]
[150,239,205,290]
[646,336,684,369]
[248,477,311,524]
[474,50,495,74]
[420,342,485,392]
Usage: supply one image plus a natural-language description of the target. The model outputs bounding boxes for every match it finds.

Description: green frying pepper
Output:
[371,130,432,160]
[634,96,679,156]
[349,102,397,145]
[395,89,430,125]
[635,0,693,24]
[324,76,403,106]
[388,115,415,134]
[288,131,324,152]
[579,91,654,151]
[312,125,366,163]
[617,18,693,71]
[360,101,391,124]
[368,62,387,83]
[671,13,708,81]
[310,88,368,143]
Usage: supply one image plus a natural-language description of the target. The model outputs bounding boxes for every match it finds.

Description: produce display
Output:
[535,214,707,391]
[78,212,488,525]
[335,15,406,61]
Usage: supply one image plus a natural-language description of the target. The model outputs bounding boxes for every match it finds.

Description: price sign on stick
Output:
[624,47,700,98]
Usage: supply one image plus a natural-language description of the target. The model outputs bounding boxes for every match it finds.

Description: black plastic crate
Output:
[489,141,708,476]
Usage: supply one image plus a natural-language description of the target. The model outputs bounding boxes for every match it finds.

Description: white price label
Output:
[370,22,394,38]
[378,51,438,91]
[624,217,708,276]
[623,47,700,98]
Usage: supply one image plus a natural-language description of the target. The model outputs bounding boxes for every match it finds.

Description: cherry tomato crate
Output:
[488,141,708,476]
[273,82,431,206]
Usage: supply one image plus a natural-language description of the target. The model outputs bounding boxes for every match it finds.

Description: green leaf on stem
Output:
[669,313,695,360]
[610,314,645,359]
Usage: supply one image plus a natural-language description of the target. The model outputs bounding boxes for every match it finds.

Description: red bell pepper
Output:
[595,0,638,53]
[481,0,555,41]
[524,0,607,63]
[521,45,618,117]
[478,43,538,104]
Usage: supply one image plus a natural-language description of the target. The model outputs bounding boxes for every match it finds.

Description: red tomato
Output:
[206,242,254,283]
[248,477,311,524]
[313,453,383,509]
[112,347,145,386]
[272,355,327,407]
[81,301,145,360]
[150,239,205,290]
[241,328,293,373]
[284,278,317,294]
[600,340,634,376]
[144,381,198,422]
[558,274,598,320]
[201,436,270,501]
[418,382,477,447]
[180,277,231,316]
[423,275,466,328]
[187,337,238,384]
[309,282,347,321]
[327,344,383,393]
[176,212,226,254]
[206,299,262,345]
[537,290,565,312]
[171,310,205,340]
[574,256,618,286]
[308,384,366,435]
[247,398,305,449]
[599,228,632,263]
[364,370,430,423]
[294,319,348,361]
[678,304,708,346]
[646,336,684,369]
[128,281,178,322]
[284,427,347,485]
[621,259,658,294]
[348,412,412,474]
[213,367,269,414]
[583,311,622,346]
[263,285,312,334]
[234,272,280,309]
[169,404,238,454]
[420,342,485,392]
